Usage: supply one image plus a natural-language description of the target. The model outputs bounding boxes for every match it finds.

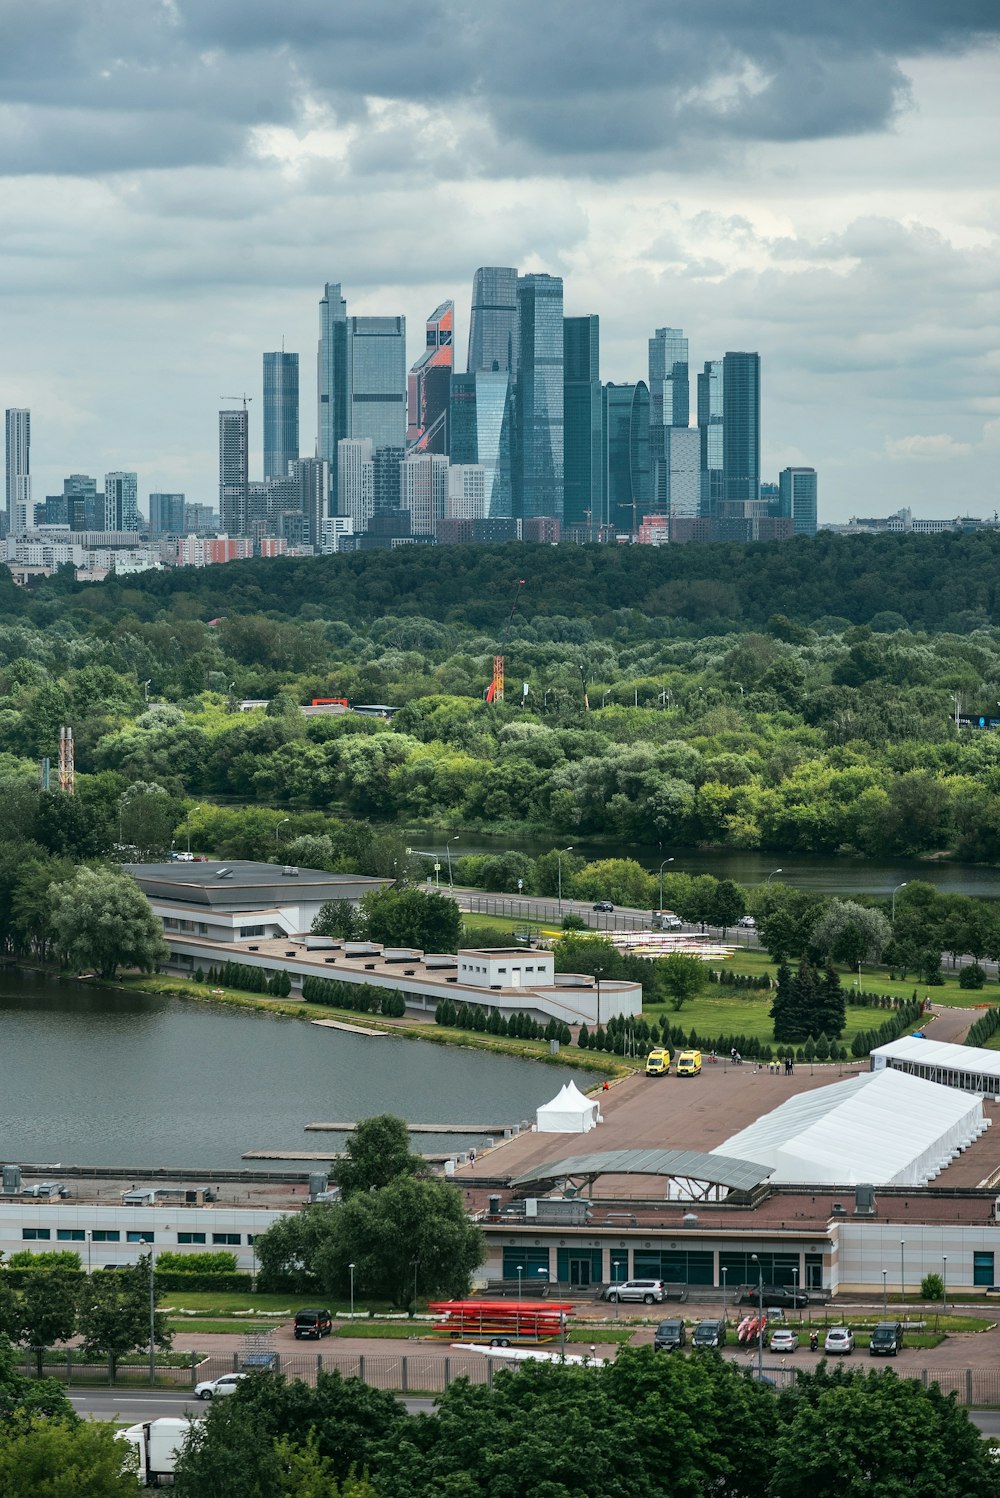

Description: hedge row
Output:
[301,974,406,1017]
[966,1006,1000,1047]
[710,970,774,991]
[202,962,292,996]
[849,999,923,1057]
[434,999,572,1045]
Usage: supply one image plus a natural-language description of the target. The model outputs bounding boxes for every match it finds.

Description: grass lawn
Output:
[724,947,999,1011]
[166,1319,275,1335]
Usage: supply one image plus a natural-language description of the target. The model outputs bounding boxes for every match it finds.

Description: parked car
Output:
[736,915,756,928]
[869,1321,903,1356]
[653,1318,687,1351]
[644,1048,671,1077]
[735,1283,810,1309]
[602,1279,667,1304]
[824,1327,855,1355]
[294,1308,333,1339]
[593,901,615,913]
[692,1319,726,1349]
[675,1050,702,1077]
[769,1329,799,1353]
[195,1373,249,1400]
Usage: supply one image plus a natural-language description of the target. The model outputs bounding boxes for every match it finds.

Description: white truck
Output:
[118,1418,189,1486]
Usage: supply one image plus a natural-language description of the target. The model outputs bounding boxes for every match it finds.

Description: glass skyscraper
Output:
[563,315,603,531]
[104,471,140,531]
[649,328,689,511]
[467,267,519,375]
[780,466,818,535]
[447,370,512,517]
[317,282,348,481]
[346,316,407,453]
[407,301,453,452]
[149,492,186,538]
[661,428,701,520]
[263,351,299,480]
[516,273,564,520]
[603,382,650,534]
[697,359,725,515]
[722,351,761,507]
[218,408,249,535]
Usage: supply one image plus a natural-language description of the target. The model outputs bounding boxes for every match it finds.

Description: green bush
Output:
[959,964,986,990]
[7,1249,82,1272]
[921,1272,944,1300]
[155,1251,239,1275]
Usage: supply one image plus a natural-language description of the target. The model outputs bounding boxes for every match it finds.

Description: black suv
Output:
[653,1318,687,1352]
[294,1308,333,1339]
[735,1283,810,1309]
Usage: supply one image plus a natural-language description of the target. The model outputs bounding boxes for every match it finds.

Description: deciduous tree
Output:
[48,866,169,979]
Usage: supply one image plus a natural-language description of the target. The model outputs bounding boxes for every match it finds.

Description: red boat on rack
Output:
[428,1300,575,1346]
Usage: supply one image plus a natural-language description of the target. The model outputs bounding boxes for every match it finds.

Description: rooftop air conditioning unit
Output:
[831,1202,847,1216]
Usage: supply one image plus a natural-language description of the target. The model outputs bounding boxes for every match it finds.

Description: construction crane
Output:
[220,394,253,408]
[486,579,525,704]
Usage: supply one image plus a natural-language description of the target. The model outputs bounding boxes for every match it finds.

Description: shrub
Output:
[921,1272,944,1300]
[959,963,986,990]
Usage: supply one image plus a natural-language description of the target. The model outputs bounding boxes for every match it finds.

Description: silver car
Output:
[195,1373,249,1400]
[824,1327,855,1355]
[602,1279,666,1304]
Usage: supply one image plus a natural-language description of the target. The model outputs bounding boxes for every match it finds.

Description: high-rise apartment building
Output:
[263,351,299,480]
[516,273,564,521]
[287,457,329,546]
[400,453,449,537]
[373,447,404,513]
[467,267,519,375]
[346,317,406,454]
[661,428,701,522]
[697,359,724,515]
[603,382,651,535]
[149,493,186,537]
[446,464,486,521]
[5,408,30,535]
[722,351,761,509]
[563,315,603,531]
[104,472,140,532]
[649,328,689,511]
[780,466,818,536]
[337,439,374,531]
[219,408,249,535]
[407,301,453,452]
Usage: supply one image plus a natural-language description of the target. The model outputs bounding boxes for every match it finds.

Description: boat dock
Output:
[304,1121,508,1135]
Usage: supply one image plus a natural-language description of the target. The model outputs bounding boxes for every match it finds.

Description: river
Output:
[0,969,593,1172]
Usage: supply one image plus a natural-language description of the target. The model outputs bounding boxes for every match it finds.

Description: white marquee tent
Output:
[714,1068,988,1186]
[871,1035,1000,1099]
[536,1081,602,1134]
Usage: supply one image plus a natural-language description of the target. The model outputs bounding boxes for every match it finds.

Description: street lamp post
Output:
[882,1269,887,1319]
[186,805,201,855]
[613,1260,624,1320]
[942,1255,948,1315]
[276,816,290,847]
[446,836,459,887]
[517,1264,523,1300]
[766,868,783,888]
[792,1266,799,1304]
[557,846,574,916]
[751,1254,764,1376]
[148,1249,156,1386]
[892,882,908,921]
[658,857,674,913]
[349,1262,356,1321]
[900,1240,905,1302]
[721,1267,728,1323]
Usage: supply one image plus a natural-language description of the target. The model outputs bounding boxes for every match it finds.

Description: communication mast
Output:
[58,726,75,794]
[486,580,525,704]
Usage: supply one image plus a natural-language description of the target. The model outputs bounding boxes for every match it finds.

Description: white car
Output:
[195,1372,248,1400]
[769,1329,799,1353]
[824,1327,855,1355]
[736,916,756,928]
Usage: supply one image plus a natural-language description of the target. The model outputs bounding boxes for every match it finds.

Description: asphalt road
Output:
[67,1389,437,1423]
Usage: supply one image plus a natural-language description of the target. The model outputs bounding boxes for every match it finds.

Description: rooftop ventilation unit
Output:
[214,867,233,879]
[854,1184,876,1216]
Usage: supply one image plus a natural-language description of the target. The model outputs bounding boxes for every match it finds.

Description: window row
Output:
[23,1229,251,1245]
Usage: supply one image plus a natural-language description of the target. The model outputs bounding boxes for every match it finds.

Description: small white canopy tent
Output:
[536,1081,601,1134]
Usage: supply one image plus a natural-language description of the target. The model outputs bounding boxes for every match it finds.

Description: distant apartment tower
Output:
[263,351,299,480]
[661,428,701,523]
[373,446,404,513]
[563,315,603,531]
[446,464,486,521]
[449,369,513,517]
[149,493,186,537]
[5,408,30,534]
[780,466,818,536]
[104,472,140,532]
[219,407,249,535]
[288,457,329,546]
[649,328,689,511]
[400,453,448,537]
[184,501,216,533]
[467,267,519,375]
[407,301,454,452]
[603,382,651,535]
[337,439,374,530]
[517,273,564,521]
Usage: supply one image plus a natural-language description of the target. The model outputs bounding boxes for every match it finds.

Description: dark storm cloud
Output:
[0,0,997,176]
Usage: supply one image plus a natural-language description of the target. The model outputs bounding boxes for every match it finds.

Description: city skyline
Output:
[0,4,997,520]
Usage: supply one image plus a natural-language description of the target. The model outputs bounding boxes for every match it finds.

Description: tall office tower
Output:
[603,382,651,535]
[467,267,519,374]
[184,501,215,534]
[400,453,449,537]
[5,408,30,534]
[317,281,349,502]
[516,273,564,520]
[373,446,404,513]
[263,351,299,480]
[38,495,68,526]
[446,464,486,521]
[407,301,454,452]
[722,351,761,508]
[63,474,98,531]
[780,466,818,536]
[448,369,513,517]
[347,317,406,453]
[149,493,186,537]
[697,359,724,515]
[337,439,374,530]
[219,407,249,535]
[649,328,689,510]
[288,457,330,546]
[563,315,603,531]
[661,428,701,521]
[104,472,140,531]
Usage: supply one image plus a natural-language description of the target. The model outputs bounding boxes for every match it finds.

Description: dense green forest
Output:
[3,534,1000,860]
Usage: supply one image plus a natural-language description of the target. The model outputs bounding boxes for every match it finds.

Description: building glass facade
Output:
[263,351,299,480]
[346,317,407,453]
[317,283,348,500]
[780,466,818,536]
[218,409,249,535]
[662,427,701,520]
[697,359,725,516]
[722,351,761,507]
[407,301,453,452]
[104,471,140,532]
[603,382,651,534]
[517,274,564,521]
[649,327,689,510]
[149,492,186,537]
[467,267,519,375]
[563,315,603,531]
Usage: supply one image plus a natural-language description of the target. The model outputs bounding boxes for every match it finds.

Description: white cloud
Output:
[885,434,975,460]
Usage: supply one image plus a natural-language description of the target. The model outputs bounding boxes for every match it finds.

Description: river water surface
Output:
[0,969,593,1172]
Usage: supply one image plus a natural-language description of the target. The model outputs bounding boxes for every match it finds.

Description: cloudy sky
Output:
[2,0,999,522]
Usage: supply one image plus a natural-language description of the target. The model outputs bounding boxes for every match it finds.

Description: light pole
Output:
[411,1258,419,1312]
[942,1255,948,1315]
[446,836,459,887]
[186,805,201,855]
[721,1266,728,1323]
[142,679,152,703]
[900,1240,905,1302]
[86,1230,92,1275]
[349,1262,356,1320]
[882,1268,887,1319]
[892,881,908,921]
[751,1254,764,1376]
[517,1264,523,1300]
[557,846,574,916]
[148,1249,156,1386]
[766,868,783,888]
[792,1266,799,1304]
[658,857,673,912]
[276,816,290,847]
[613,1260,624,1320]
